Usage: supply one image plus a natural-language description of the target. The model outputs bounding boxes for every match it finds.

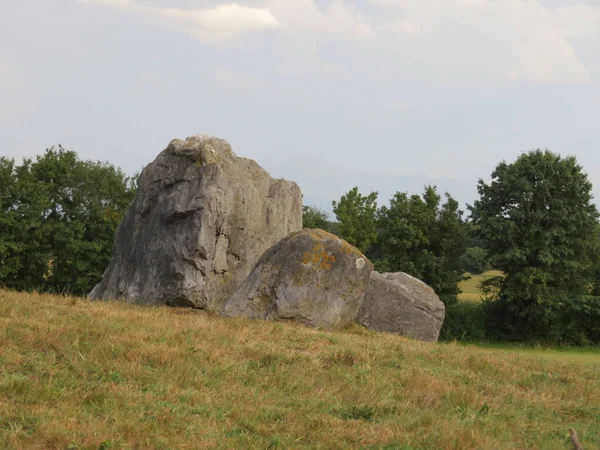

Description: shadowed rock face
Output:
[90,135,302,310]
[222,229,373,329]
[357,272,445,342]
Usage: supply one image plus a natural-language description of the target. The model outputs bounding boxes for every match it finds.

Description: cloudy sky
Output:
[1,0,599,211]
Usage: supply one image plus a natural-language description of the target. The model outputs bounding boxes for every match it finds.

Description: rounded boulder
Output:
[222,229,373,329]
[357,271,445,342]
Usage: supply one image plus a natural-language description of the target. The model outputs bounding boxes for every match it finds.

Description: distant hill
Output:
[266,154,479,215]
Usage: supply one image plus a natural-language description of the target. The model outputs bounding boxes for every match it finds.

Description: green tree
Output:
[332,187,378,254]
[376,185,468,306]
[464,221,487,250]
[0,158,22,282]
[0,146,136,295]
[592,224,600,297]
[302,205,330,230]
[470,149,600,340]
[459,247,490,275]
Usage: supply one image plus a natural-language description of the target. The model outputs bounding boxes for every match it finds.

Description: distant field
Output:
[1,289,599,449]
[470,343,600,364]
[458,270,503,302]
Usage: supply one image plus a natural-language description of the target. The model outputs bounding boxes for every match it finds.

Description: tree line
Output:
[305,187,489,307]
[2,146,599,344]
[304,149,600,345]
[0,147,136,295]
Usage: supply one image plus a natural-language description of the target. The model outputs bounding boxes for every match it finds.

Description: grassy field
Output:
[1,290,599,449]
[458,270,503,302]
[471,343,600,364]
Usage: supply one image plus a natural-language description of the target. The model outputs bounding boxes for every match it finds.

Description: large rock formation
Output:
[357,272,445,342]
[90,135,302,310]
[222,229,373,329]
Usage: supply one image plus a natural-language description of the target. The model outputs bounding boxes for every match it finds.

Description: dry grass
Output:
[1,289,599,449]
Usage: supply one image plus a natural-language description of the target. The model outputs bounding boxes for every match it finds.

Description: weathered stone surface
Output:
[222,229,373,329]
[90,135,302,310]
[357,272,445,342]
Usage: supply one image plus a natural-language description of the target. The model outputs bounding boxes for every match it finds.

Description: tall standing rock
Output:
[357,271,445,342]
[90,135,302,310]
[222,229,373,329]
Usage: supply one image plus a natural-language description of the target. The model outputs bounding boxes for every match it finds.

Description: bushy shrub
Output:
[483,295,600,346]
[445,296,600,346]
[555,296,600,345]
[440,301,487,342]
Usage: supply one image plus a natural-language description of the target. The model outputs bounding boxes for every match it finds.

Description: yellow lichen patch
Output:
[302,242,337,271]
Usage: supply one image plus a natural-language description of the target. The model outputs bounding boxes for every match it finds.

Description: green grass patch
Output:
[467,342,600,364]
[458,270,502,302]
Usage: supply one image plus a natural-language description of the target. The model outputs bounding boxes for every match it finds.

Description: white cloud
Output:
[78,0,599,83]
[270,0,599,83]
[367,0,598,83]
[268,0,374,44]
[77,0,280,43]
[553,5,599,40]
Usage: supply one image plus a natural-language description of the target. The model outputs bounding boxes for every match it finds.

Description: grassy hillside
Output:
[458,270,503,302]
[1,290,599,449]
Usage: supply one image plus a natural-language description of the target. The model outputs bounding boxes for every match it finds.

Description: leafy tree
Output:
[0,146,136,295]
[326,220,341,237]
[592,231,600,297]
[302,205,330,230]
[332,187,378,254]
[464,221,487,250]
[470,149,600,340]
[376,185,468,306]
[459,247,490,275]
[459,222,491,274]
[0,158,22,282]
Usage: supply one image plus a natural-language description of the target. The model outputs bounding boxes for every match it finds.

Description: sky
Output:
[1,0,599,213]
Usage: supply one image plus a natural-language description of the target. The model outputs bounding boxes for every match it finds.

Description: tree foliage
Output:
[376,186,468,306]
[471,149,600,340]
[302,205,330,230]
[0,147,136,295]
[459,247,490,275]
[332,187,378,254]
[0,158,22,282]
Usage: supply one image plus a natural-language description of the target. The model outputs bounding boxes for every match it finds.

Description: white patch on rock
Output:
[355,258,366,269]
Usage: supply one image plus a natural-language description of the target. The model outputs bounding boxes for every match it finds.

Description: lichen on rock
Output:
[222,228,373,329]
